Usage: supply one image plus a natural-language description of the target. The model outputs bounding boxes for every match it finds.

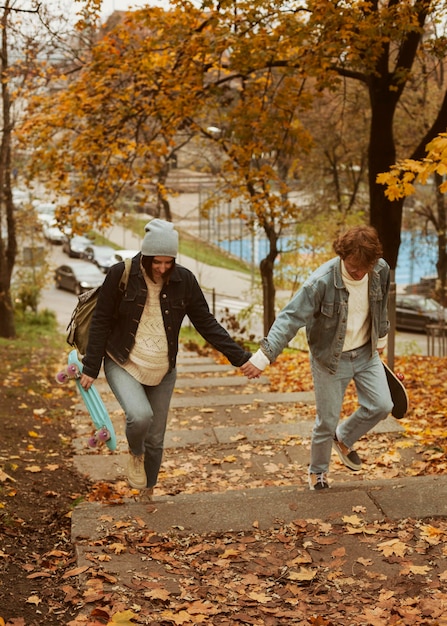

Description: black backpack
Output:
[66,258,132,355]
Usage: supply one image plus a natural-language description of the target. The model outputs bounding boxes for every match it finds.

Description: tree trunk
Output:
[155,162,172,221]
[259,223,279,335]
[0,4,16,339]
[434,172,447,306]
[367,77,403,269]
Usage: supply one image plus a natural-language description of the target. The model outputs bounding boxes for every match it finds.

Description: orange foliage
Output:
[268,352,447,469]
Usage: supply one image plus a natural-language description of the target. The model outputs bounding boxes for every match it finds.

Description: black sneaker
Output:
[308,472,330,490]
[333,435,362,471]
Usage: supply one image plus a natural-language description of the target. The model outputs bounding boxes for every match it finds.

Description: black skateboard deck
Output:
[383,362,409,420]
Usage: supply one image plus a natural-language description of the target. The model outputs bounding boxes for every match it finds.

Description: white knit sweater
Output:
[123,276,169,386]
[341,261,371,352]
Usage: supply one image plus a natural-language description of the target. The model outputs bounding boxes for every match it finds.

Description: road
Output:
[42,243,260,335]
[42,242,430,356]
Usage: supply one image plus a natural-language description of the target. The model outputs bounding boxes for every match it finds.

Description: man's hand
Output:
[240,361,262,379]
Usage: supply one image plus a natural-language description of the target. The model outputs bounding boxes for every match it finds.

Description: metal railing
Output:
[426,324,447,357]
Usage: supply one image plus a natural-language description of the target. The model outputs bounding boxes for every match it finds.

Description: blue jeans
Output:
[104,356,177,488]
[309,344,393,474]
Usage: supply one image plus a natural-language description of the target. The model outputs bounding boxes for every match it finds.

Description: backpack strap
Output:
[118,257,132,294]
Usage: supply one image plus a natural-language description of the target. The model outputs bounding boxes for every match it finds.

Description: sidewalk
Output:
[70,348,447,595]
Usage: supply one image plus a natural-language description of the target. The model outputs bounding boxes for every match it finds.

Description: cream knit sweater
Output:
[341,261,371,352]
[122,276,169,386]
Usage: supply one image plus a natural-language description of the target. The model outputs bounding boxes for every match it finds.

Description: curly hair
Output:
[333,226,383,267]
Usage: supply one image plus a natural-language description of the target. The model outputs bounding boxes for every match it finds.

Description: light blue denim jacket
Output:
[260,256,390,374]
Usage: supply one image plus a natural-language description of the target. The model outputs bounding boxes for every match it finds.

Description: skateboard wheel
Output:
[55,370,69,384]
[396,372,405,381]
[97,427,110,442]
[67,363,80,378]
[88,435,98,448]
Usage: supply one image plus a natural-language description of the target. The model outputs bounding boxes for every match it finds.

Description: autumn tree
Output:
[197,66,314,333]
[20,4,318,333]
[21,0,447,334]
[20,6,219,230]
[379,134,447,303]
[0,0,102,339]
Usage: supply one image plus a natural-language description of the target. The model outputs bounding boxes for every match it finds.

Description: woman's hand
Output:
[80,373,96,391]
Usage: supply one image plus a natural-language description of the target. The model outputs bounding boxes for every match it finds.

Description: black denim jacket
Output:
[82,254,251,379]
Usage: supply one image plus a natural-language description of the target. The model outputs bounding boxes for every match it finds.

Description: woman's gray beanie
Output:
[141,219,178,257]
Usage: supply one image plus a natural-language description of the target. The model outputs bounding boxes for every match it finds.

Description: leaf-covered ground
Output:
[0,339,92,625]
[268,352,447,477]
[1,341,447,626]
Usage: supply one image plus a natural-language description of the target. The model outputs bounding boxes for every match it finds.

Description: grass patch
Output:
[0,309,66,370]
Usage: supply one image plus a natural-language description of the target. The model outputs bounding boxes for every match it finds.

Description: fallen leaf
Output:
[400,564,432,576]
[107,610,139,624]
[62,565,90,578]
[287,567,317,582]
[0,469,15,482]
[144,588,170,601]
[26,571,52,579]
[376,538,409,557]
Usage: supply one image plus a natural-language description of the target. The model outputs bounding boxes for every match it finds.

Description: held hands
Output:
[240,361,262,379]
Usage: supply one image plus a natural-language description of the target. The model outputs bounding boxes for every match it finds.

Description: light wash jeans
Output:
[104,356,177,488]
[309,344,393,474]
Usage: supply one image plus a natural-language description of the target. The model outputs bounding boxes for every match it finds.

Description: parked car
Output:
[42,220,70,244]
[81,244,116,273]
[395,294,447,332]
[404,275,437,297]
[110,249,139,264]
[54,262,105,295]
[62,235,93,258]
[34,202,57,224]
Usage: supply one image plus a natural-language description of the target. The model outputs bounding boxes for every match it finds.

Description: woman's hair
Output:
[141,255,175,283]
[333,226,383,267]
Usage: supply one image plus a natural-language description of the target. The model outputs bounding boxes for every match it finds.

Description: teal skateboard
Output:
[56,349,117,450]
[383,362,409,420]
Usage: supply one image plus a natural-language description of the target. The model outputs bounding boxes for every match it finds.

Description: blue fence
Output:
[216,230,437,286]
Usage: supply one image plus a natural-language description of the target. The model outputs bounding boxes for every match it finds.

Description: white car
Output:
[35,202,57,224]
[42,219,71,244]
[111,249,139,263]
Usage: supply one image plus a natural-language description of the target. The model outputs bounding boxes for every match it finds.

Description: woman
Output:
[80,219,251,495]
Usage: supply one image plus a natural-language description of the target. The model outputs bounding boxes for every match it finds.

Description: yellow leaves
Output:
[376,538,409,557]
[107,610,139,625]
[28,430,41,438]
[108,542,127,555]
[26,595,42,605]
[342,514,363,526]
[145,587,171,601]
[399,563,432,576]
[0,469,15,482]
[378,132,447,198]
[419,523,446,545]
[287,567,317,582]
[439,569,447,581]
[62,565,90,579]
[220,547,241,559]
[160,609,201,625]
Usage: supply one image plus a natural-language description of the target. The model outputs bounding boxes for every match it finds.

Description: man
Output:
[241,225,393,490]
